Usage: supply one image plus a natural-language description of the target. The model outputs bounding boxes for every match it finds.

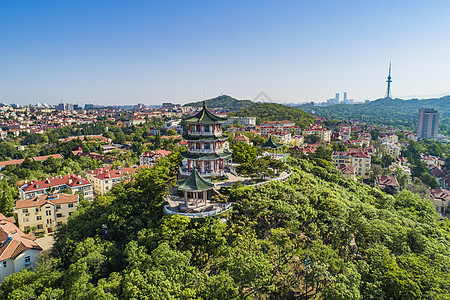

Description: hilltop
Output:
[300,96,450,135]
[184,95,254,110]
[231,102,316,128]
[1,155,449,299]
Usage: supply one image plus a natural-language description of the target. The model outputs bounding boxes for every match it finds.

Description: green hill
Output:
[184,95,254,110]
[231,102,316,128]
[2,154,449,299]
[301,96,450,135]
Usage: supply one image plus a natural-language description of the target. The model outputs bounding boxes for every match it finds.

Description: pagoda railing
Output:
[179,167,224,177]
[188,130,222,136]
[188,148,225,153]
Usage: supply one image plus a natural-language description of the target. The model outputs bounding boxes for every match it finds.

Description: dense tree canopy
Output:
[1,153,449,299]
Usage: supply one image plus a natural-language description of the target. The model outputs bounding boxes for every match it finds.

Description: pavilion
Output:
[260,136,284,158]
[177,168,218,210]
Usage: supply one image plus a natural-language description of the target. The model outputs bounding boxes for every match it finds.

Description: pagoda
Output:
[180,102,232,177]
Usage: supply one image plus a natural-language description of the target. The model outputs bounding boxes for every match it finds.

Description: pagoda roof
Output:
[260,136,284,149]
[181,150,232,160]
[177,169,214,192]
[182,134,227,142]
[184,102,227,124]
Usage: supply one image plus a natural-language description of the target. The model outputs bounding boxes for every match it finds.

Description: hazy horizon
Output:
[1,1,450,106]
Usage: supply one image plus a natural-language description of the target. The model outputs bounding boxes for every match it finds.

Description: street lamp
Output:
[304,258,311,299]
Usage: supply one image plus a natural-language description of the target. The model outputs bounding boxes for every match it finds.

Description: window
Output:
[24,256,31,267]
[24,226,30,231]
[2,261,6,268]
[36,216,42,221]
[55,205,61,210]
[56,213,62,218]
[57,222,62,226]
[22,209,28,214]
[37,224,43,230]
[46,210,51,216]
[68,203,74,208]
[35,208,40,214]
[23,218,29,223]
[69,212,73,216]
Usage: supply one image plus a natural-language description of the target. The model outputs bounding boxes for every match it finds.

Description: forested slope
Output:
[184,95,254,110]
[1,154,449,299]
[231,102,316,128]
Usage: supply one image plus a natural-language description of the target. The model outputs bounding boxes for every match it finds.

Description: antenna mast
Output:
[385,62,392,99]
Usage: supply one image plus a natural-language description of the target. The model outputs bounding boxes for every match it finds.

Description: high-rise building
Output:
[65,103,74,111]
[56,103,65,111]
[343,92,347,101]
[417,108,440,139]
[85,104,94,109]
[335,93,340,102]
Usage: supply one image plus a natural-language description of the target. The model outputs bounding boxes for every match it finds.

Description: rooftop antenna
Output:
[385,62,392,99]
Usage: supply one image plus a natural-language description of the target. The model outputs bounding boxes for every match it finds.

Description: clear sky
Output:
[1,0,450,106]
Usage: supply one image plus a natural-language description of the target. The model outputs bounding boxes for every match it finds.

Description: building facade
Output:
[417,108,440,139]
[89,167,141,195]
[18,175,93,201]
[15,193,79,234]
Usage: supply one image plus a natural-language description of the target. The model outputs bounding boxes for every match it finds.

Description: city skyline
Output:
[1,1,450,105]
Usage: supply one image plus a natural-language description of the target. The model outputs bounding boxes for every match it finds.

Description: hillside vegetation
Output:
[1,154,449,299]
[301,96,450,135]
[184,95,254,110]
[232,102,316,128]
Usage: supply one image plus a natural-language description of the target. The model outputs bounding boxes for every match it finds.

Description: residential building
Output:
[139,150,172,166]
[15,193,79,234]
[18,175,93,201]
[377,176,400,193]
[382,142,401,156]
[290,135,304,147]
[90,167,141,195]
[332,150,371,179]
[378,133,398,144]
[417,108,440,139]
[303,125,331,142]
[338,164,356,180]
[260,121,296,135]
[0,214,42,283]
[223,117,256,127]
[429,188,450,215]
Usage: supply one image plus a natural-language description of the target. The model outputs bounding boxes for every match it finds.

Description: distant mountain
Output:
[184,95,254,110]
[231,102,316,129]
[299,96,450,135]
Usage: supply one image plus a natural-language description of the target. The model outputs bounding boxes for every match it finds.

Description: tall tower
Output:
[417,108,440,139]
[385,62,392,99]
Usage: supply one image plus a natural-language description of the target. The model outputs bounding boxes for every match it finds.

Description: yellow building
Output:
[15,193,79,234]
[90,167,140,195]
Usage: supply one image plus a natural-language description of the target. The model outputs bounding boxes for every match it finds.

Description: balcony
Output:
[188,148,224,154]
[188,130,221,136]
[179,167,224,177]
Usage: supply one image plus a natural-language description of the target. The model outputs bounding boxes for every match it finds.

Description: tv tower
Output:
[385,62,392,99]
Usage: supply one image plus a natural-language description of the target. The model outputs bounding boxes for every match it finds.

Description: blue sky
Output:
[1,1,449,105]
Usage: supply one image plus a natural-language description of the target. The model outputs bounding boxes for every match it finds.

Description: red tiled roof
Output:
[430,188,450,200]
[94,167,142,180]
[377,176,399,187]
[0,215,42,261]
[20,174,91,193]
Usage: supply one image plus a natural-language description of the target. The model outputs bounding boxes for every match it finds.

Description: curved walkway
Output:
[163,203,233,219]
